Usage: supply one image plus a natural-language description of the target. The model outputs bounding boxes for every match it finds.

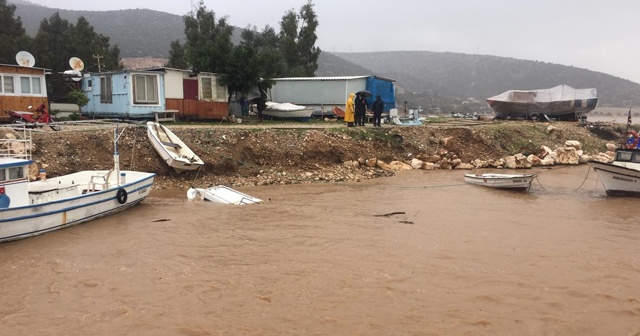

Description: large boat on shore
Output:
[486,84,598,120]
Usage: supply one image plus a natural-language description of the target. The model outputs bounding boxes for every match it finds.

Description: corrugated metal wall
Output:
[269,78,367,106]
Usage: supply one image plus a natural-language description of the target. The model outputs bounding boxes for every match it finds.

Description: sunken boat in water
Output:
[486,84,598,120]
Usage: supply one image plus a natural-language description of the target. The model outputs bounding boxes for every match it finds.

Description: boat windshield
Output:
[616,150,640,163]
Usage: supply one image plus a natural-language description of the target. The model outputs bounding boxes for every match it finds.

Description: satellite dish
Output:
[63,70,82,82]
[15,51,35,67]
[69,57,84,71]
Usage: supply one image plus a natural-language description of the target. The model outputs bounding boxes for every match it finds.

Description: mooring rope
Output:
[573,164,593,191]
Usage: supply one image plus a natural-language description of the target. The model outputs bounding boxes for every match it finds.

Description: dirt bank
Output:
[22,120,622,190]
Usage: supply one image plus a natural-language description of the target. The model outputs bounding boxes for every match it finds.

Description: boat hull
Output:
[263,108,314,119]
[588,161,640,196]
[188,186,262,205]
[0,171,155,243]
[147,122,204,173]
[464,173,536,189]
[486,85,598,119]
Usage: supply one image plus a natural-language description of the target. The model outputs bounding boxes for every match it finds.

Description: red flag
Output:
[628,109,632,125]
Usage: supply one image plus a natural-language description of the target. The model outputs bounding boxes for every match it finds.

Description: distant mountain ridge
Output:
[10,1,241,58]
[8,1,639,107]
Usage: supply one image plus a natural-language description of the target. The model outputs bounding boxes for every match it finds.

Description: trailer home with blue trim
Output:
[81,70,166,119]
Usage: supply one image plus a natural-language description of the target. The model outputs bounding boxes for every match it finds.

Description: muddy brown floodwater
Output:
[1,165,639,335]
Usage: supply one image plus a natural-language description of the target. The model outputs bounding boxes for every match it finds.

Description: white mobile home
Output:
[267,75,397,117]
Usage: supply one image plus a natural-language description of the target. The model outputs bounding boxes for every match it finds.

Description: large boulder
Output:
[387,161,413,171]
[555,147,580,165]
[564,140,582,150]
[410,158,424,169]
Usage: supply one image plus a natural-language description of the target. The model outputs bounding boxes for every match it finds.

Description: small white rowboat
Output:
[464,173,537,190]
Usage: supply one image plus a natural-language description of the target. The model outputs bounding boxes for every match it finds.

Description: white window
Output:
[201,77,213,100]
[200,76,227,101]
[0,75,14,94]
[32,77,41,94]
[133,74,158,104]
[8,167,24,180]
[100,76,112,103]
[20,76,31,94]
[18,76,44,95]
[215,78,227,100]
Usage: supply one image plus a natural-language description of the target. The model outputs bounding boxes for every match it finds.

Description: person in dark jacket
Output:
[354,93,368,126]
[371,95,384,127]
[257,93,267,122]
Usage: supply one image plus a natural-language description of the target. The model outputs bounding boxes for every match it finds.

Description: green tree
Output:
[0,0,32,65]
[166,39,187,69]
[279,0,320,77]
[241,25,286,79]
[32,13,122,100]
[71,17,122,72]
[183,1,233,74]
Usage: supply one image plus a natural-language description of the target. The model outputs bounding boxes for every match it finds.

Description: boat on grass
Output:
[147,121,203,173]
[263,102,314,121]
[486,84,598,120]
[588,139,640,196]
[464,173,537,190]
[0,126,155,243]
[187,185,262,205]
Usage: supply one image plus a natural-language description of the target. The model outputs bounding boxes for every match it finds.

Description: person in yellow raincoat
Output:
[344,92,355,127]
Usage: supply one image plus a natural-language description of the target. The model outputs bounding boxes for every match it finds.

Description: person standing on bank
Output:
[344,92,356,127]
[354,93,368,126]
[257,93,267,122]
[372,95,384,127]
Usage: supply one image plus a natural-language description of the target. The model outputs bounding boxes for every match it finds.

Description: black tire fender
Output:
[116,188,128,204]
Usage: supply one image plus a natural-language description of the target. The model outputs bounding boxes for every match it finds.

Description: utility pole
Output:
[93,54,103,72]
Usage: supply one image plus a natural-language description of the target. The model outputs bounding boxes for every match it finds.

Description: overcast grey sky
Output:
[29,0,640,83]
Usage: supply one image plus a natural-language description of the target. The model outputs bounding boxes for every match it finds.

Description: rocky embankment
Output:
[0,121,624,190]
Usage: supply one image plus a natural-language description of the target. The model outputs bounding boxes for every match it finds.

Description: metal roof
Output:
[271,75,396,82]
[0,63,51,71]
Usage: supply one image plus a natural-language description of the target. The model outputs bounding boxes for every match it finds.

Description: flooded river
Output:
[1,165,639,335]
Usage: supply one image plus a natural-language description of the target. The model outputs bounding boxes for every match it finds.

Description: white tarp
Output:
[487,85,597,104]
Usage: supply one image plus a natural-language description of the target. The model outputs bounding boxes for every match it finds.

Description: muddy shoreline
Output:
[11,120,620,190]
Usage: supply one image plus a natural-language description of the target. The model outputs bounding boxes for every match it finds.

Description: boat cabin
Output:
[614,148,640,166]
[0,158,31,208]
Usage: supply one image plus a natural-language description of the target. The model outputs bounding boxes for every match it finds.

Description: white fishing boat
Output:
[263,102,314,120]
[0,126,156,243]
[147,121,204,173]
[187,185,262,205]
[464,173,537,190]
[588,144,640,196]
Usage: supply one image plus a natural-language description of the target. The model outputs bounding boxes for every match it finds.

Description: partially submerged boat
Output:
[486,84,598,120]
[187,185,262,205]
[147,121,204,173]
[588,140,640,196]
[0,126,156,243]
[464,173,537,190]
[263,102,314,120]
